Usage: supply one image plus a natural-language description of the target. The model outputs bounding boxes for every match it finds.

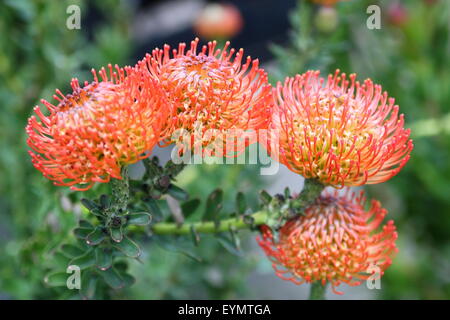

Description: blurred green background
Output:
[0,0,449,299]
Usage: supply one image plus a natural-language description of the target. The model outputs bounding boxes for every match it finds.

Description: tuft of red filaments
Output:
[269,70,413,187]
[26,64,169,190]
[138,38,273,156]
[257,190,398,294]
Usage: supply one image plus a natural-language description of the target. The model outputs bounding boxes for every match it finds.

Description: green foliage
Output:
[131,155,267,299]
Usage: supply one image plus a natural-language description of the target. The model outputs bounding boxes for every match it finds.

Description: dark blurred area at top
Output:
[85,0,296,63]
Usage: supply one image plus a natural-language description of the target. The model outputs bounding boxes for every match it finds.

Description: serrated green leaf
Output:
[236,192,247,216]
[203,189,223,222]
[44,271,67,287]
[181,198,201,217]
[99,268,124,289]
[86,227,107,246]
[167,184,189,201]
[110,226,123,243]
[95,248,112,271]
[112,236,141,258]
[127,212,152,226]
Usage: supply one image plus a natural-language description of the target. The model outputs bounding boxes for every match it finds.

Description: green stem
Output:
[111,166,130,213]
[151,179,324,235]
[152,211,268,235]
[309,281,327,300]
[292,179,325,213]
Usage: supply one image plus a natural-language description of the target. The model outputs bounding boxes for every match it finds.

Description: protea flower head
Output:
[138,38,272,156]
[269,70,413,187]
[257,190,398,294]
[26,64,169,191]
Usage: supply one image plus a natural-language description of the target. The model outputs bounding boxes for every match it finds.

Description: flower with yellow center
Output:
[26,65,169,190]
[269,70,413,187]
[138,38,272,156]
[257,190,398,294]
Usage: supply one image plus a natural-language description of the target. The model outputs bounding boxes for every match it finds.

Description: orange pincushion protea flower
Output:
[26,65,169,191]
[139,38,272,156]
[257,190,398,294]
[270,70,413,187]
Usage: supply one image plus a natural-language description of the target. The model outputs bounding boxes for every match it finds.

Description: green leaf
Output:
[69,250,95,270]
[112,236,141,258]
[127,212,152,226]
[190,226,200,246]
[229,227,241,251]
[74,227,93,240]
[44,271,67,287]
[60,244,85,259]
[181,198,201,217]
[259,190,272,205]
[143,156,162,178]
[114,261,129,273]
[167,184,189,201]
[116,267,136,288]
[100,194,111,209]
[79,220,94,229]
[284,187,291,199]
[145,198,162,217]
[81,198,99,211]
[95,248,112,271]
[236,192,247,216]
[53,251,71,266]
[86,227,107,246]
[216,234,243,257]
[99,268,124,289]
[165,159,185,177]
[80,273,98,300]
[110,226,123,243]
[121,273,136,288]
[203,189,223,222]
[154,237,202,262]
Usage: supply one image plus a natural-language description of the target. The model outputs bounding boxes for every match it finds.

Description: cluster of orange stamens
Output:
[269,70,413,187]
[257,190,398,294]
[26,65,168,190]
[138,38,272,154]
